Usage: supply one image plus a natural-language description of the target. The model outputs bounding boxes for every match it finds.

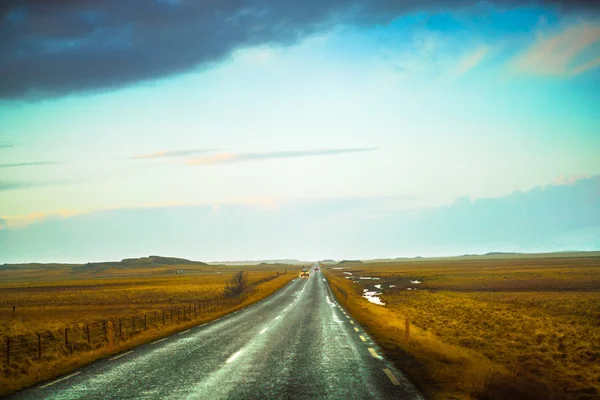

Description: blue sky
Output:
[1,1,599,262]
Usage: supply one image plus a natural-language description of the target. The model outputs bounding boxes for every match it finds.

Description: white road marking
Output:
[346,315,351,319]
[152,338,167,345]
[178,329,191,335]
[383,368,402,386]
[110,350,133,361]
[359,335,367,342]
[40,372,81,389]
[275,316,281,320]
[260,328,268,334]
[349,320,355,325]
[368,348,381,358]
[354,327,359,332]
[284,308,289,312]
[226,349,244,363]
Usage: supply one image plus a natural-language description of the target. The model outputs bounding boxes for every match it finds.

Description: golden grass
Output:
[0,265,296,396]
[325,256,600,400]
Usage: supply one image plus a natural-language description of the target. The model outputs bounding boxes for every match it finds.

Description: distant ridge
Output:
[73,256,208,272]
[338,260,363,265]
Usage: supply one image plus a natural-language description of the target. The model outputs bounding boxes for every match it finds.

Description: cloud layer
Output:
[1,174,598,263]
[514,23,600,76]
[1,0,598,99]
[129,149,217,160]
[0,161,64,168]
[186,148,377,166]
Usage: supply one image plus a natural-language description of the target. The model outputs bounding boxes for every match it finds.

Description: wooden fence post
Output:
[38,333,41,359]
[86,324,90,343]
[6,337,9,366]
[107,321,114,350]
[119,318,122,337]
[65,328,69,351]
[405,317,410,341]
[133,316,136,332]
[12,306,15,314]
[104,320,108,341]
[162,310,165,324]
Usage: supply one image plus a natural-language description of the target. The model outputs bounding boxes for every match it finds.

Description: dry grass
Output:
[325,256,600,400]
[0,263,297,396]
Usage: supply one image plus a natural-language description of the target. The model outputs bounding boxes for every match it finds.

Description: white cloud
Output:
[514,22,600,76]
[451,46,489,78]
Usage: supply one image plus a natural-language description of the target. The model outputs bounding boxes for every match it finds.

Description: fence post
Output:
[107,321,114,350]
[119,318,122,337]
[183,307,186,319]
[405,317,410,341]
[65,328,69,351]
[154,311,157,325]
[133,316,136,332]
[12,306,15,314]
[144,314,147,330]
[6,337,9,366]
[86,324,90,343]
[38,333,41,359]
[162,310,165,324]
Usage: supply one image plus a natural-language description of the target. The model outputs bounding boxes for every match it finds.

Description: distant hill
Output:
[209,259,306,266]
[73,256,208,272]
[338,260,364,265]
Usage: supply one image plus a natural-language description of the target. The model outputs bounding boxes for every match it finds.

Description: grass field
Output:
[325,255,600,400]
[0,258,298,395]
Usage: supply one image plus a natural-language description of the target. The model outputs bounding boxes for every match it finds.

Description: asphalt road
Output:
[8,268,424,400]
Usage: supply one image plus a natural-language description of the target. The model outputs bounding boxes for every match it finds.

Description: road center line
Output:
[39,372,81,389]
[349,320,354,324]
[226,349,244,363]
[359,335,367,342]
[178,329,191,335]
[152,338,167,345]
[354,327,359,332]
[383,368,402,386]
[110,350,134,361]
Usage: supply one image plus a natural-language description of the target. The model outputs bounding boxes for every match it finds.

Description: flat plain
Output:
[325,254,600,400]
[0,257,297,395]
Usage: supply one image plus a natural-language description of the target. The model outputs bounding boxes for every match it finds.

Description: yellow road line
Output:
[368,348,380,358]
[359,335,366,342]
[383,368,402,386]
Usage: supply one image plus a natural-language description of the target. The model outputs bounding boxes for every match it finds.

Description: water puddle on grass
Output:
[363,290,385,305]
[343,271,353,275]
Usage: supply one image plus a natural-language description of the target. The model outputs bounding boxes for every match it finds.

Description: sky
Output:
[1,0,599,263]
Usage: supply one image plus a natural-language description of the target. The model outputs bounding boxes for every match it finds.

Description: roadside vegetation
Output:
[0,260,297,396]
[325,255,600,400]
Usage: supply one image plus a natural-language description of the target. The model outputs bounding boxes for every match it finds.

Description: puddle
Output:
[359,276,372,280]
[374,284,381,289]
[389,284,396,288]
[363,291,385,305]
[343,272,353,275]
[411,280,421,284]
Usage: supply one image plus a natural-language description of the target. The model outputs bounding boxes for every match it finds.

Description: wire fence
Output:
[1,296,242,367]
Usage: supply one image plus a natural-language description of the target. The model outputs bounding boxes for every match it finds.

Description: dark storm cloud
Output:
[1,0,597,100]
